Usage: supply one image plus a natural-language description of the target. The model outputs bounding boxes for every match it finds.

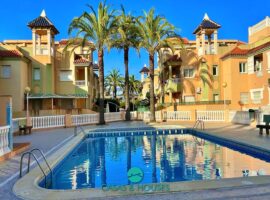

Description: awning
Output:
[28,93,88,99]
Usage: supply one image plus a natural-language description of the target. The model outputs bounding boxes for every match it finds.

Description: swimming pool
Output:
[41,128,270,190]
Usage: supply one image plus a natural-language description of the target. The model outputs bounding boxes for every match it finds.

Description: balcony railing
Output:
[158,100,231,107]
[36,47,49,55]
[75,80,87,86]
[165,78,181,93]
[249,16,270,36]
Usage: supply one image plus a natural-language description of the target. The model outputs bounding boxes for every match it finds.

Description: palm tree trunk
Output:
[114,86,117,99]
[124,47,131,121]
[149,53,156,122]
[98,49,105,124]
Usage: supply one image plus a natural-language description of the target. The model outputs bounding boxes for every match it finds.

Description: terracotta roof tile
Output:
[221,41,270,59]
[0,50,22,58]
[163,55,182,64]
[193,14,221,34]
[249,41,270,54]
[28,16,59,34]
[74,57,90,64]
[221,47,249,59]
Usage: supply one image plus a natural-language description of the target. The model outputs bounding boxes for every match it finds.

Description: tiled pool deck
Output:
[1,121,270,199]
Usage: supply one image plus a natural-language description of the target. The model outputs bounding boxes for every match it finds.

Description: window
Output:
[184,95,195,102]
[0,65,11,78]
[212,65,218,76]
[213,94,219,101]
[60,70,72,81]
[240,92,249,104]
[250,88,263,104]
[33,68,41,81]
[253,91,262,104]
[239,62,247,73]
[183,68,194,78]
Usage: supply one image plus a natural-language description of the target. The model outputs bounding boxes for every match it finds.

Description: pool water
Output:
[49,132,270,189]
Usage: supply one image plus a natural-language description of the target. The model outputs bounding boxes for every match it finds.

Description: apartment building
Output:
[141,14,270,111]
[0,10,99,116]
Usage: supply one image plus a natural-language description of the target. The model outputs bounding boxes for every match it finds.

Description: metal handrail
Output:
[74,125,87,136]
[30,149,53,183]
[19,149,53,188]
[193,120,205,130]
[20,152,47,186]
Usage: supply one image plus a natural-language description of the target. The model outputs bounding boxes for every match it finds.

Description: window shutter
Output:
[247,56,254,74]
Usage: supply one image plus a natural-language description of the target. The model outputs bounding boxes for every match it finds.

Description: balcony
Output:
[75,80,87,86]
[165,78,182,93]
[35,47,50,55]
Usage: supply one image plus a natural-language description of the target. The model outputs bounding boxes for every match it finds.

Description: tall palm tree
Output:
[67,2,118,124]
[129,75,141,97]
[137,8,175,122]
[105,69,123,99]
[112,6,140,121]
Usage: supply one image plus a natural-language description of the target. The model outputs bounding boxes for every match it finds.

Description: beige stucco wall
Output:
[249,27,270,44]
[0,59,28,112]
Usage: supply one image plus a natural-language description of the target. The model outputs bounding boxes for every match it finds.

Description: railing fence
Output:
[31,115,65,129]
[11,110,261,132]
[0,126,11,157]
[196,111,225,122]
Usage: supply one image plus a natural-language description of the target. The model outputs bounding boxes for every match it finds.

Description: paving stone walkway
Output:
[0,121,270,199]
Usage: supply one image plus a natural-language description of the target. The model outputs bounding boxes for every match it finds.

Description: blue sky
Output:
[0,0,270,79]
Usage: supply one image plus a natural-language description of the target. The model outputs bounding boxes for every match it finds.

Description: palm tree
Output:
[112,6,140,121]
[137,8,175,122]
[129,75,141,97]
[67,2,118,124]
[105,69,123,99]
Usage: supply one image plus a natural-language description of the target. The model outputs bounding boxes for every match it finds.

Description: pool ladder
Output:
[19,148,53,188]
[193,120,205,130]
[74,125,87,136]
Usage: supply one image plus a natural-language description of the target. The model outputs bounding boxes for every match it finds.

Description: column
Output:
[201,30,206,55]
[208,35,211,54]
[32,29,36,56]
[47,29,51,57]
[169,65,172,79]
[196,34,200,53]
[214,30,218,54]
[51,36,55,57]
[141,73,144,82]
[37,35,41,55]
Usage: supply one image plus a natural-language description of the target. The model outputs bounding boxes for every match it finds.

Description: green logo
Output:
[127,167,144,183]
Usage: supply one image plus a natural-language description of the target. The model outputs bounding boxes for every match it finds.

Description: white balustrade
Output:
[155,111,162,121]
[105,112,122,122]
[75,80,86,86]
[249,17,270,36]
[143,112,151,122]
[196,110,225,121]
[0,126,11,157]
[72,114,99,125]
[31,115,65,129]
[167,111,191,121]
[130,111,137,120]
[229,111,250,124]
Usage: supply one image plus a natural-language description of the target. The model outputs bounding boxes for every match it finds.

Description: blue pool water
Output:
[44,129,270,189]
